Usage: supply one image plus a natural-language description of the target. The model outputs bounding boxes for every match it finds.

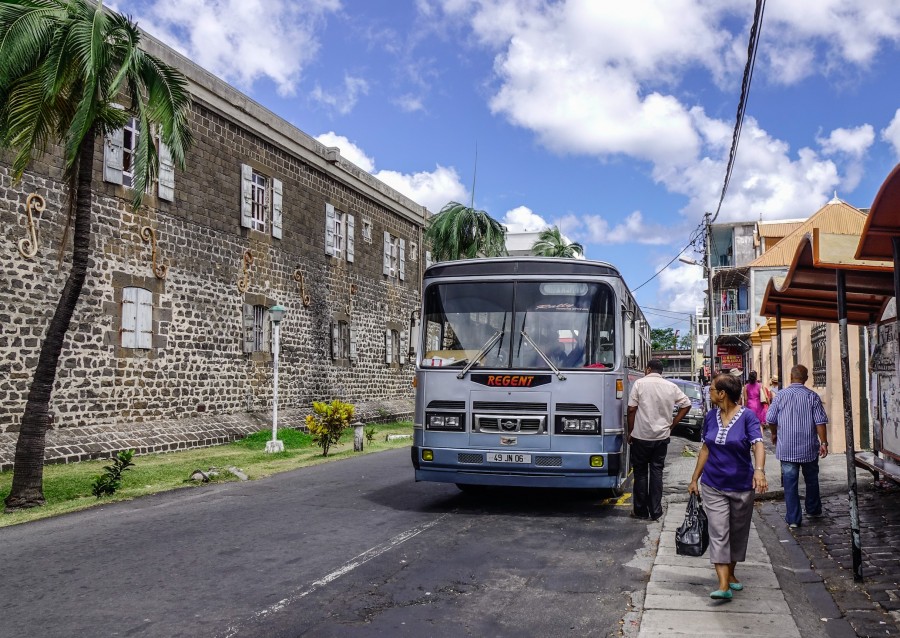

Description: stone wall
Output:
[0,44,424,462]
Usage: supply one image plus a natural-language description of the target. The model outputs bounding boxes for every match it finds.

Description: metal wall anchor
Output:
[140,225,168,279]
[17,194,46,259]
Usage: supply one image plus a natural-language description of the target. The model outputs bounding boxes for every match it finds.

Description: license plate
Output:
[487,452,531,464]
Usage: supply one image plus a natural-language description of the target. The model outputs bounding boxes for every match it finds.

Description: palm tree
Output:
[531,226,584,258]
[424,201,508,261]
[0,0,192,510]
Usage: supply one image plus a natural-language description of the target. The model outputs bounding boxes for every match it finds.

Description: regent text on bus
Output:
[411,258,650,491]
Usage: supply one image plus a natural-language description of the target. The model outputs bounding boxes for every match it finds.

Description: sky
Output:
[115,0,900,335]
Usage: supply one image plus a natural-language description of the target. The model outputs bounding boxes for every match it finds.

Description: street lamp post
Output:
[266,304,287,454]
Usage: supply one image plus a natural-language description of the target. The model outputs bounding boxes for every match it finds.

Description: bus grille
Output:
[458,453,484,464]
[475,415,546,434]
[427,400,466,410]
[472,401,547,412]
[534,456,562,467]
[555,403,600,413]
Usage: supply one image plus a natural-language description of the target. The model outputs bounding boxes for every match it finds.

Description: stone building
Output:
[0,33,428,469]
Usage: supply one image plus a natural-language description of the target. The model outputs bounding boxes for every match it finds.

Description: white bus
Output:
[411,257,650,493]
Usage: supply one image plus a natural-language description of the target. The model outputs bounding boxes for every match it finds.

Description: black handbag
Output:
[675,493,709,557]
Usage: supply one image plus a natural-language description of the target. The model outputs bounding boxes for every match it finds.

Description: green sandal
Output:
[710,589,733,600]
[729,582,743,591]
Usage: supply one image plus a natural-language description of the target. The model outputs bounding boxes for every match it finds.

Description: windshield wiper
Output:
[520,330,566,381]
[456,330,504,379]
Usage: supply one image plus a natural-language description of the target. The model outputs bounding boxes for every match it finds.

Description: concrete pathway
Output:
[638,505,800,637]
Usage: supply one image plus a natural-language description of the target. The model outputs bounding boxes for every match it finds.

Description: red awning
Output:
[857,163,900,260]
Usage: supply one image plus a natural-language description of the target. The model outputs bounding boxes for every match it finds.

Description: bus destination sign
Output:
[470,374,552,388]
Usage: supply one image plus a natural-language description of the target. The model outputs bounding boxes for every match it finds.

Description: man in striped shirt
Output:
[765,364,829,528]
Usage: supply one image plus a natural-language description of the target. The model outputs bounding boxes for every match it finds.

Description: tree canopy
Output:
[424,201,508,262]
[530,226,584,258]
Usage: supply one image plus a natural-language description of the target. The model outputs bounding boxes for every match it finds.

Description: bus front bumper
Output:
[411,445,622,489]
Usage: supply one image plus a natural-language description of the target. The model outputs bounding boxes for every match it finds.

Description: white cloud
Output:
[314,132,468,212]
[375,166,468,214]
[881,109,900,160]
[560,210,673,246]
[657,259,705,314]
[312,75,370,115]
[315,132,375,172]
[138,0,341,95]
[395,94,426,113]
[427,0,900,226]
[502,206,549,232]
[817,125,875,158]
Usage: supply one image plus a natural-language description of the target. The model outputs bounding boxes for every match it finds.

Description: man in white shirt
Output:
[627,359,692,520]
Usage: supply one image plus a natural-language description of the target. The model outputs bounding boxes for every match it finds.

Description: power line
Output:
[710,0,766,224]
[631,1,766,292]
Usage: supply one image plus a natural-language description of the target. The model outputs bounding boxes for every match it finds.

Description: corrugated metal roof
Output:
[748,200,867,268]
[757,220,805,238]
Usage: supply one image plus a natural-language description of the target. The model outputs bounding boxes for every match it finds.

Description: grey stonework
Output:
[0,36,425,464]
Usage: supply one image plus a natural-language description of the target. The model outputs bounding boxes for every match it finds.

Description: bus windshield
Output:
[422,281,616,370]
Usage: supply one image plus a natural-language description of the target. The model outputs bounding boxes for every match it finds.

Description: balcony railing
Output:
[717,311,751,336]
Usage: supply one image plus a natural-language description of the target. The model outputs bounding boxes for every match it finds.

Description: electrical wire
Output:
[710,0,766,224]
[630,0,766,292]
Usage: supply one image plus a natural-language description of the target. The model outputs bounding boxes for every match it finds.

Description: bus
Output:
[410,257,650,493]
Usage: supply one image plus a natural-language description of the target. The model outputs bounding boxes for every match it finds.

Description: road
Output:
[0,443,692,637]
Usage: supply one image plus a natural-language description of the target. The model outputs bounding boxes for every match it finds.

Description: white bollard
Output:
[353,421,365,452]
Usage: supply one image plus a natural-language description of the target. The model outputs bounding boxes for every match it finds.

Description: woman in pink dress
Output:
[741,371,767,423]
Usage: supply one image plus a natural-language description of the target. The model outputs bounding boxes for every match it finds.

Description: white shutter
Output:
[271,178,283,239]
[349,325,358,363]
[157,139,175,201]
[240,164,253,229]
[385,330,393,364]
[383,232,392,276]
[135,288,153,349]
[331,322,339,360]
[399,330,408,365]
[121,287,137,348]
[104,127,124,185]
[425,251,433,269]
[347,214,355,263]
[263,308,272,353]
[242,304,255,353]
[399,239,406,281]
[325,203,336,256]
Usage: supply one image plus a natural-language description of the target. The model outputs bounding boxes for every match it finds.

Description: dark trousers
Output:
[631,437,669,519]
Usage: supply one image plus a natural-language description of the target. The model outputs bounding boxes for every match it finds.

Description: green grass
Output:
[0,422,413,528]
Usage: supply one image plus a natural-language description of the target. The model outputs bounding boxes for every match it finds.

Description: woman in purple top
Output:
[688,373,768,600]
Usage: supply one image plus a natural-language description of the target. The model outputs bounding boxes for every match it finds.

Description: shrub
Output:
[91,450,135,498]
[364,426,376,444]
[305,400,355,456]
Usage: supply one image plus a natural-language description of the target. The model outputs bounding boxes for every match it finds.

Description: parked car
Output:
[669,378,705,439]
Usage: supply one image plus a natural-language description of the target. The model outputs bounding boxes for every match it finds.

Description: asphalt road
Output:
[0,446,667,638]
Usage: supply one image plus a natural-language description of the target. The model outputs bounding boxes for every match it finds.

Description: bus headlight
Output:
[426,413,465,431]
[556,415,601,434]
[422,449,434,461]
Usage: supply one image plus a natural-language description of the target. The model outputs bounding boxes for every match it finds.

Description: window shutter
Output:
[240,164,253,228]
[329,322,339,360]
[157,139,175,201]
[121,287,137,348]
[383,232,392,276]
[136,288,153,349]
[399,330,408,364]
[243,304,255,353]
[325,203,336,256]
[425,251,433,269]
[346,214,355,262]
[399,239,406,281]
[104,127,125,185]
[349,325,358,363]
[385,329,393,364]
[271,178,283,239]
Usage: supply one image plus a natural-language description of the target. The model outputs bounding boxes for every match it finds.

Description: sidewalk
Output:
[635,444,900,637]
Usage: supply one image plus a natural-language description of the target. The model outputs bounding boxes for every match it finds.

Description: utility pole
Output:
[690,314,696,381]
[705,212,716,374]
